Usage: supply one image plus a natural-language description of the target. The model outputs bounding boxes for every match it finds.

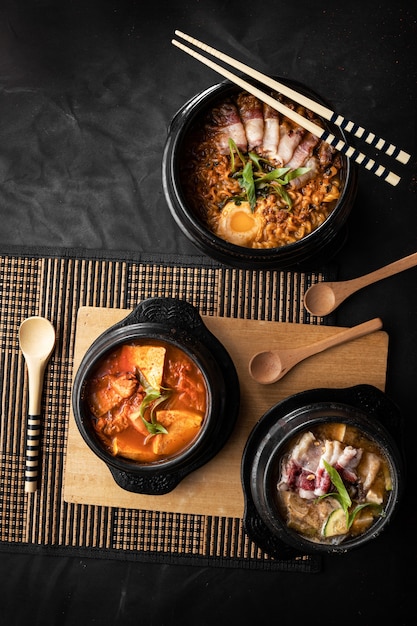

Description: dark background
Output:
[0,0,416,623]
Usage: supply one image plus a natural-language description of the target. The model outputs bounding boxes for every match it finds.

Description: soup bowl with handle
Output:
[241,385,405,557]
[72,297,240,495]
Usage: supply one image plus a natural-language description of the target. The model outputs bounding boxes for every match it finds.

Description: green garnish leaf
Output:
[270,183,293,207]
[248,151,266,171]
[240,161,257,211]
[226,140,310,211]
[135,367,171,440]
[320,459,383,530]
[142,419,168,437]
[256,167,291,183]
[322,459,352,512]
[347,503,383,529]
[278,167,310,185]
[228,138,246,173]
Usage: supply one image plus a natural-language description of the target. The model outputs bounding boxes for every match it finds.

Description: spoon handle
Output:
[292,317,383,362]
[24,363,46,493]
[346,251,417,292]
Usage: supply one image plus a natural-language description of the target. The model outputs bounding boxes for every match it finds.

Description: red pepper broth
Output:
[85,340,208,463]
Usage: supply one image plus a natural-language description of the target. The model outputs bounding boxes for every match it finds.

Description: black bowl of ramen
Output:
[72,297,240,495]
[241,385,405,557]
[162,78,358,270]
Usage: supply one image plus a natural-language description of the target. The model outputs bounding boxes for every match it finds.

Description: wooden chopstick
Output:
[175,31,410,167]
[172,32,404,187]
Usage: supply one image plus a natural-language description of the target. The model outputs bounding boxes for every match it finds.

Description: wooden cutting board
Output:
[63,307,389,517]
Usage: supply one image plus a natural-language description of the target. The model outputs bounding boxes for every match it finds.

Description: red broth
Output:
[85,341,207,463]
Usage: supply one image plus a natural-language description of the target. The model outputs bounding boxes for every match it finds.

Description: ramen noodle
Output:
[180,90,344,249]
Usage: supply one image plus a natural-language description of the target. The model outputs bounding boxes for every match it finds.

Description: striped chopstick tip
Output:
[173,30,411,173]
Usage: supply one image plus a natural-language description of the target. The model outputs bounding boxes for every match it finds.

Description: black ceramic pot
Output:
[162,79,358,270]
[241,385,405,557]
[72,297,240,495]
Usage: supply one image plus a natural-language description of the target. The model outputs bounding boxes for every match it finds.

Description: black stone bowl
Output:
[162,78,358,270]
[241,385,405,557]
[72,297,240,495]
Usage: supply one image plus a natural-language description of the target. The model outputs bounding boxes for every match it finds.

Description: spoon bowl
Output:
[249,318,383,384]
[304,250,417,316]
[19,316,56,493]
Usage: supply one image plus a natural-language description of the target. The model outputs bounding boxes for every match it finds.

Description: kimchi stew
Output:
[84,340,207,463]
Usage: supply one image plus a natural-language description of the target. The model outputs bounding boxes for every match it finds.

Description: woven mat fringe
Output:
[0,254,332,573]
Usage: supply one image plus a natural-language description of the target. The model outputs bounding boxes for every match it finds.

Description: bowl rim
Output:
[162,78,358,267]
[241,384,405,555]
[71,297,241,494]
[74,328,214,467]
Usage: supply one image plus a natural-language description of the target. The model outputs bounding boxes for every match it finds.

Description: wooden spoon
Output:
[303,251,417,317]
[19,316,56,493]
[248,317,382,385]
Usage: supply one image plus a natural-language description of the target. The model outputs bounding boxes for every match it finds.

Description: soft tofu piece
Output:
[111,436,157,463]
[119,345,166,388]
[325,423,347,442]
[152,409,204,456]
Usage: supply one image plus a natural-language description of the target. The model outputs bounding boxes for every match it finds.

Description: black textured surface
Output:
[1,0,416,623]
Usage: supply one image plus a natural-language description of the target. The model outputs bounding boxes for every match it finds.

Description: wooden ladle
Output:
[19,316,56,493]
[303,250,417,317]
[248,317,382,385]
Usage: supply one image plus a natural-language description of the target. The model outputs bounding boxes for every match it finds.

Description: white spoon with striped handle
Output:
[19,316,55,493]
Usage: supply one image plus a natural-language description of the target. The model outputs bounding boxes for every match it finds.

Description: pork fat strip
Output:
[334,445,363,483]
[314,440,344,496]
[318,140,337,167]
[276,120,306,165]
[236,92,264,151]
[260,102,281,161]
[289,156,319,189]
[285,132,319,169]
[211,101,247,155]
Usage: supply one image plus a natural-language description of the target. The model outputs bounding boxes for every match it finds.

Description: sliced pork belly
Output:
[278,431,323,499]
[211,101,247,154]
[285,132,319,169]
[357,451,381,492]
[276,120,305,165]
[236,92,264,151]
[260,103,281,161]
[314,440,343,496]
[318,140,337,167]
[289,156,319,190]
[290,431,321,470]
[279,430,366,502]
[335,445,363,483]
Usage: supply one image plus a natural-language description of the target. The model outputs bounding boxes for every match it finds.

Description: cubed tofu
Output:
[111,437,157,463]
[152,409,204,456]
[119,345,166,388]
[325,423,347,442]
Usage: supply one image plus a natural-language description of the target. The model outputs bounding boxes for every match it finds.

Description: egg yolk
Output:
[230,209,256,232]
[215,201,262,246]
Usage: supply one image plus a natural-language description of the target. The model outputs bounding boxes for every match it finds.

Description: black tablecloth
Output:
[0,0,416,624]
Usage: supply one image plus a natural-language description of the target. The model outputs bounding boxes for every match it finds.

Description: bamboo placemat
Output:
[0,252,338,573]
